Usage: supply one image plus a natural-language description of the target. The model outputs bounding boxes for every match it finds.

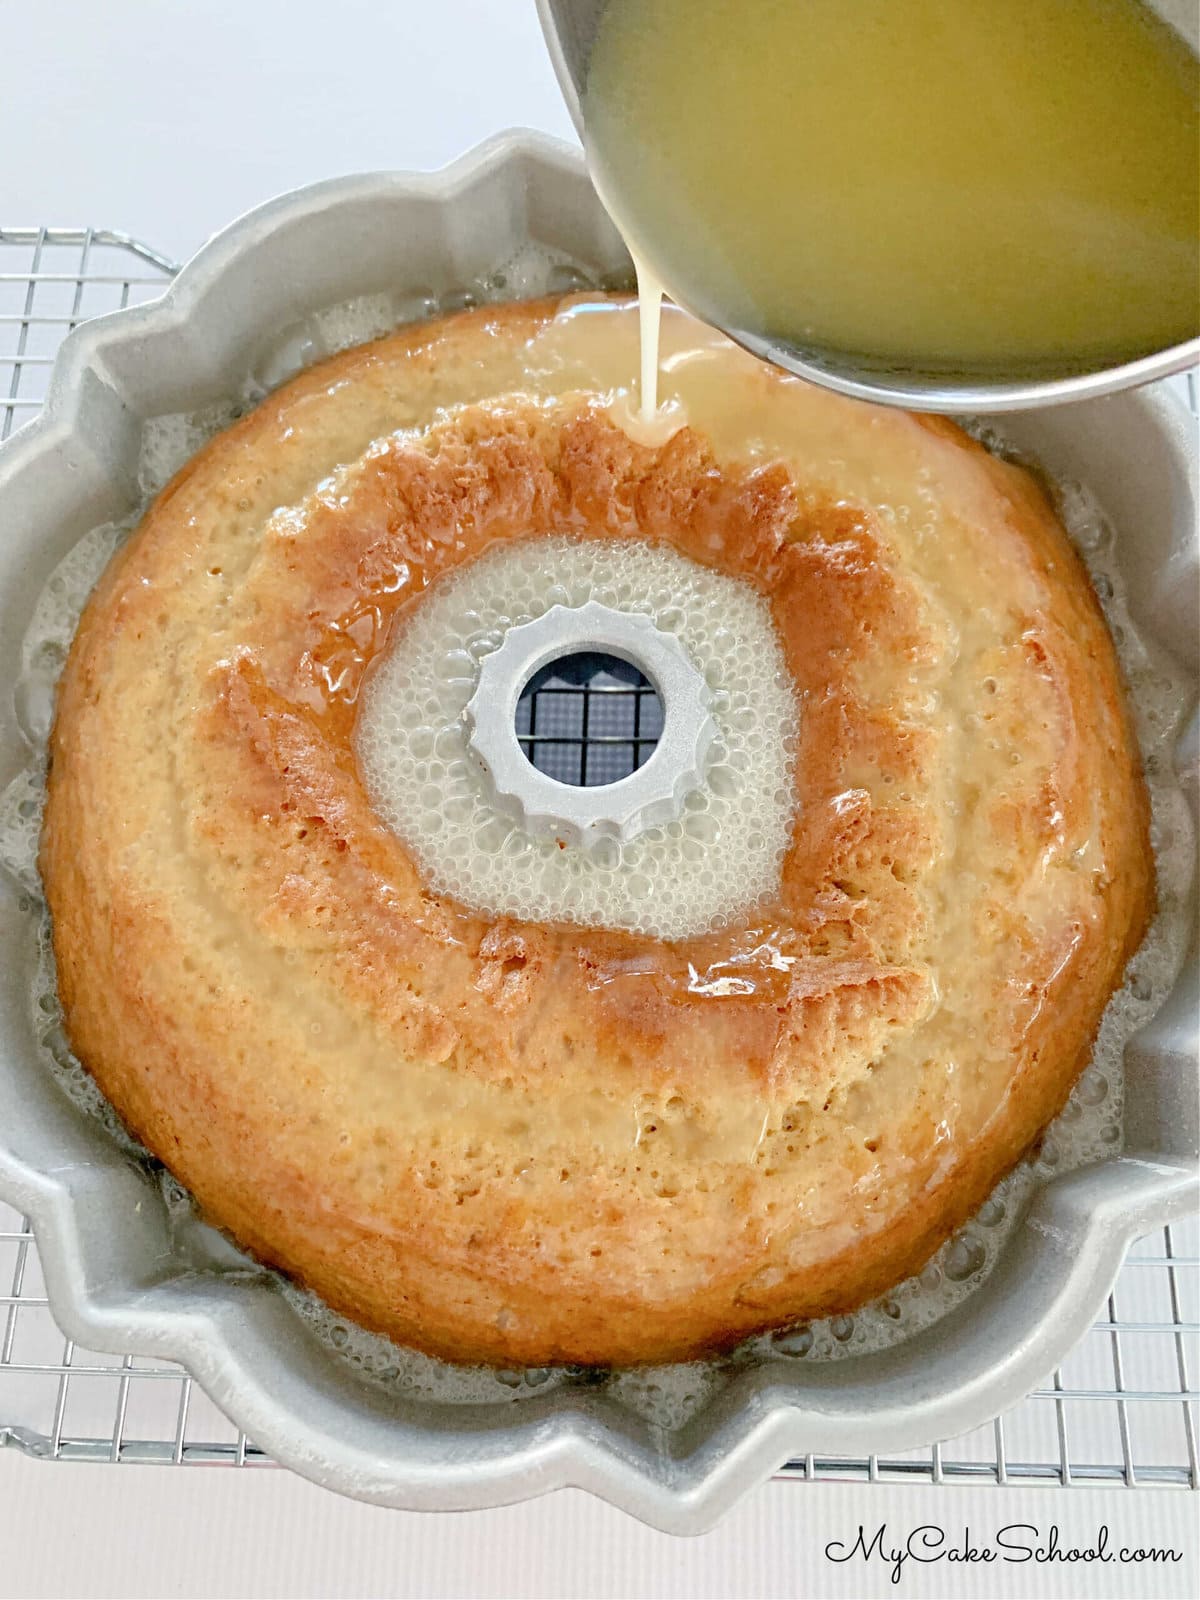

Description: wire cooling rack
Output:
[518,652,664,786]
[0,227,1197,1490]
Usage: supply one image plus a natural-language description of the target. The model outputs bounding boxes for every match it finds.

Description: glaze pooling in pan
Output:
[4,294,1188,1374]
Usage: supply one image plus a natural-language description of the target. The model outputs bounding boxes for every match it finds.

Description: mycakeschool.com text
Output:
[823,1522,1184,1586]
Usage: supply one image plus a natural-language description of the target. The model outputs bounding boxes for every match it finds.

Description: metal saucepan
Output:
[536,0,1200,412]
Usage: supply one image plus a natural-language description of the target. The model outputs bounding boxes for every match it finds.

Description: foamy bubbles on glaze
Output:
[968,424,1196,1112]
[139,244,614,503]
[355,536,798,939]
[0,282,1192,1416]
[748,458,1196,1366]
[0,768,44,899]
[752,1048,1144,1368]
[278,1280,574,1409]
[0,517,134,897]
[138,402,248,500]
[24,910,142,1154]
[16,518,132,748]
[276,1278,730,1435]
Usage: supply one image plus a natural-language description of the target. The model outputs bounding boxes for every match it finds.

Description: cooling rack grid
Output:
[1,227,1196,1490]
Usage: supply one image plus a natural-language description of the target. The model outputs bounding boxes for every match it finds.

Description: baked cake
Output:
[39,296,1152,1364]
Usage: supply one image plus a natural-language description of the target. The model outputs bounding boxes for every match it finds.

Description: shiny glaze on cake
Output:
[40,297,1152,1364]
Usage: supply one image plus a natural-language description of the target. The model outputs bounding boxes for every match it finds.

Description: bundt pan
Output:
[0,134,1195,1533]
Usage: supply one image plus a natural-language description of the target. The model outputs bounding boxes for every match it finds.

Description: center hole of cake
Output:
[515,650,663,788]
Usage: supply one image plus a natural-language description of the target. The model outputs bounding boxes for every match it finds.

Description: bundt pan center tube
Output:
[464,600,718,850]
[0,135,1195,1531]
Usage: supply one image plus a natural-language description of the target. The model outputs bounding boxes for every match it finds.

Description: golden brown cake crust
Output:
[40,297,1152,1365]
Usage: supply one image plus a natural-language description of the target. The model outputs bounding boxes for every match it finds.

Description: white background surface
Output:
[1,1454,1197,1600]
[0,3,1196,1596]
[1,0,576,265]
